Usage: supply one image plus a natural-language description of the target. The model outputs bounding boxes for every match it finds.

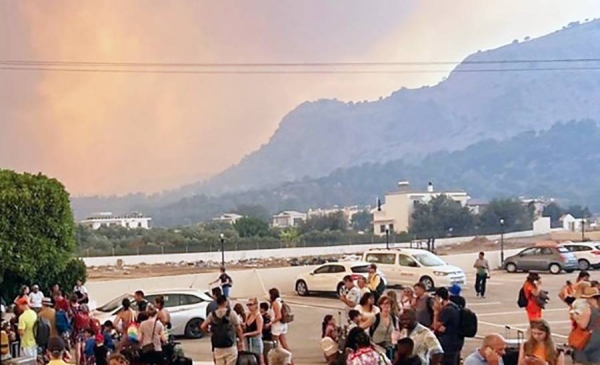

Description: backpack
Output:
[517,287,528,308]
[426,296,435,324]
[281,301,294,324]
[55,310,72,334]
[34,317,52,347]
[369,313,397,337]
[374,275,386,297]
[211,310,236,349]
[236,351,260,365]
[126,322,139,342]
[459,308,478,338]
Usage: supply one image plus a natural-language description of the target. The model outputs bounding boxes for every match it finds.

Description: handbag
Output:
[568,315,600,350]
[141,319,158,354]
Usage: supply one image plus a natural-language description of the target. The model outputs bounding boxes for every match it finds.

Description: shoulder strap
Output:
[370,313,381,336]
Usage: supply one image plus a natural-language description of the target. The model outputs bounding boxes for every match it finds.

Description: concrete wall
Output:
[83,230,536,267]
[533,217,551,235]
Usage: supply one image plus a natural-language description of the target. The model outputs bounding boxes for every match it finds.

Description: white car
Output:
[92,289,213,339]
[362,248,466,291]
[295,261,386,297]
[560,242,600,270]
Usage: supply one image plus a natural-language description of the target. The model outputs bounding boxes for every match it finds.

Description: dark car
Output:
[503,246,578,274]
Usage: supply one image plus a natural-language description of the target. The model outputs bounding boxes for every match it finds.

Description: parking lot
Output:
[178,270,579,364]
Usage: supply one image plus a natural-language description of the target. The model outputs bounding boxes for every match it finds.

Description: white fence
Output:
[82,230,537,267]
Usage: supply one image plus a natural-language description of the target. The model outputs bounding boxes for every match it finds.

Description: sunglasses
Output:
[247,302,257,306]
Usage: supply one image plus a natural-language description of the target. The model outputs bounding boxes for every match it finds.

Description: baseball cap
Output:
[95,334,105,343]
[48,337,66,353]
[449,284,462,296]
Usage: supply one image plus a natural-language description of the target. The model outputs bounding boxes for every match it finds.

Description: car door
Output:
[174,294,205,334]
[309,265,333,291]
[329,265,348,292]
[516,248,541,270]
[145,293,183,331]
[397,254,420,286]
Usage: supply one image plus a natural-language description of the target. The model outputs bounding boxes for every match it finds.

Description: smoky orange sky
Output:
[1,0,599,196]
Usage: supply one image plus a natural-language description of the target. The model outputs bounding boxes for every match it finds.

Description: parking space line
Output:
[467,301,501,306]
[477,308,565,317]
[478,320,568,339]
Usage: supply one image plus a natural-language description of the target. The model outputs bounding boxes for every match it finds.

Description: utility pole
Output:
[220,233,225,268]
[500,218,505,263]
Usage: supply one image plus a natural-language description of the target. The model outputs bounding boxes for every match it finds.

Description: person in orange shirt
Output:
[523,273,543,322]
[517,319,565,365]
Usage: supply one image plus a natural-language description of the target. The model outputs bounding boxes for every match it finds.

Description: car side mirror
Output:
[310,272,315,276]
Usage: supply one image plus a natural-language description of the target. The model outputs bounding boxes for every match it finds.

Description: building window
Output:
[379,225,386,233]
[388,224,394,232]
[138,222,142,228]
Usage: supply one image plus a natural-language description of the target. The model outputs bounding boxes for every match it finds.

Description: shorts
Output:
[21,346,37,358]
[214,346,238,365]
[271,322,288,336]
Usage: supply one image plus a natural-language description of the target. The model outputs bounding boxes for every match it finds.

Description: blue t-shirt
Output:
[84,338,95,357]
[464,350,504,365]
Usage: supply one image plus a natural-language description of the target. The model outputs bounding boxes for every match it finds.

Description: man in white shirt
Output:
[339,275,362,318]
[28,285,44,312]
[73,280,89,304]
[357,277,370,295]
[464,334,506,365]
[399,309,443,365]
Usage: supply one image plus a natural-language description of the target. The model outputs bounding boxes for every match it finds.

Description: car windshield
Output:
[596,245,600,250]
[557,247,570,253]
[96,294,130,313]
[351,265,370,273]
[412,252,446,267]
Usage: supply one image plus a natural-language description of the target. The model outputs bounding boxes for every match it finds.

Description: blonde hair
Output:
[385,290,400,316]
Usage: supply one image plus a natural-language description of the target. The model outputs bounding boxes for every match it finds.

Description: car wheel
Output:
[336,283,345,297]
[549,263,562,275]
[184,318,204,339]
[578,259,591,271]
[419,276,435,291]
[505,263,517,273]
[296,280,309,296]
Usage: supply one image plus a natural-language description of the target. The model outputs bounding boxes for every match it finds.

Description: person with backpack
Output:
[432,288,463,365]
[521,273,543,322]
[413,283,435,329]
[201,295,243,365]
[269,288,293,361]
[370,296,398,355]
[367,264,386,302]
[39,298,58,338]
[16,297,38,358]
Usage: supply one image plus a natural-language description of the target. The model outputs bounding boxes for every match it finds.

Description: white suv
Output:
[560,242,600,270]
[362,248,466,291]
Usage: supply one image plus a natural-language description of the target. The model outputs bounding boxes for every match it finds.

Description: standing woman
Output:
[355,292,380,329]
[517,319,565,365]
[523,273,544,322]
[138,306,165,365]
[269,288,292,355]
[113,298,136,351]
[385,290,401,318]
[571,287,600,364]
[243,297,265,365]
[154,296,171,342]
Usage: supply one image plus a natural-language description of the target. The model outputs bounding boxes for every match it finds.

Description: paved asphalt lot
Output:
[179,270,585,364]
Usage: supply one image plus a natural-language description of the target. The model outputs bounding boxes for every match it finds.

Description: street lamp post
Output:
[385,227,390,250]
[220,233,225,268]
[500,218,505,263]
[582,218,586,242]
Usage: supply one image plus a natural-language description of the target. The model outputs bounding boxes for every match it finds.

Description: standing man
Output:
[38,298,58,338]
[473,252,490,298]
[201,295,243,365]
[367,264,385,302]
[16,297,38,358]
[134,290,148,312]
[211,267,233,299]
[73,280,89,304]
[357,277,370,296]
[413,283,435,329]
[433,288,464,365]
[399,309,444,365]
[29,285,44,313]
[339,275,362,318]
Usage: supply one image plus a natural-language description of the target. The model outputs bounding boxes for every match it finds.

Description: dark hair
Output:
[233,303,246,322]
[220,266,226,273]
[344,327,364,351]
[349,310,360,321]
[216,295,228,306]
[359,292,373,306]
[154,296,165,309]
[269,288,280,302]
[527,272,541,283]
[479,251,485,256]
[134,290,145,297]
[137,312,149,323]
[343,275,353,283]
[413,282,426,291]
[322,315,333,338]
[435,287,449,301]
[397,337,415,350]
[211,287,222,297]
[121,298,131,309]
[369,263,378,270]
[260,302,270,311]
[84,328,95,335]
[103,320,114,329]
[591,280,599,288]
[19,286,28,296]
[355,330,371,348]
[578,271,590,280]
[69,294,79,303]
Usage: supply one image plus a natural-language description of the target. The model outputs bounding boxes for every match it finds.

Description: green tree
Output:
[280,228,301,247]
[409,195,476,244]
[542,203,564,228]
[233,216,270,238]
[234,204,271,221]
[565,205,592,219]
[0,170,85,300]
[351,210,372,232]
[299,211,347,233]
[478,198,533,234]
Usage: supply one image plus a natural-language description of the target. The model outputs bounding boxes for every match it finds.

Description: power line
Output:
[1,58,600,68]
[1,66,600,74]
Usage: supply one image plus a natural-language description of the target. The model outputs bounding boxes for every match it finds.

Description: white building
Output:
[560,214,585,232]
[213,213,243,225]
[373,182,470,236]
[81,212,151,230]
[272,211,307,229]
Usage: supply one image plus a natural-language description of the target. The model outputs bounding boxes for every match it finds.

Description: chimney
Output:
[427,182,434,193]
[398,181,410,192]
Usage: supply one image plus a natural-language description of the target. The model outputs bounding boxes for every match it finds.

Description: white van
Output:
[362,248,466,290]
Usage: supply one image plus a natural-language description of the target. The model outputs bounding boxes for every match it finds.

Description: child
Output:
[101,321,116,351]
[83,328,96,365]
[94,334,108,365]
[348,310,361,330]
[322,315,337,341]
[393,338,422,365]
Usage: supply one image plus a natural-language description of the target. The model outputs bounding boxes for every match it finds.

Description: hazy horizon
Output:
[2,1,600,196]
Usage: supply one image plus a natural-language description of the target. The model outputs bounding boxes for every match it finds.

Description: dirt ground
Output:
[87,233,568,281]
